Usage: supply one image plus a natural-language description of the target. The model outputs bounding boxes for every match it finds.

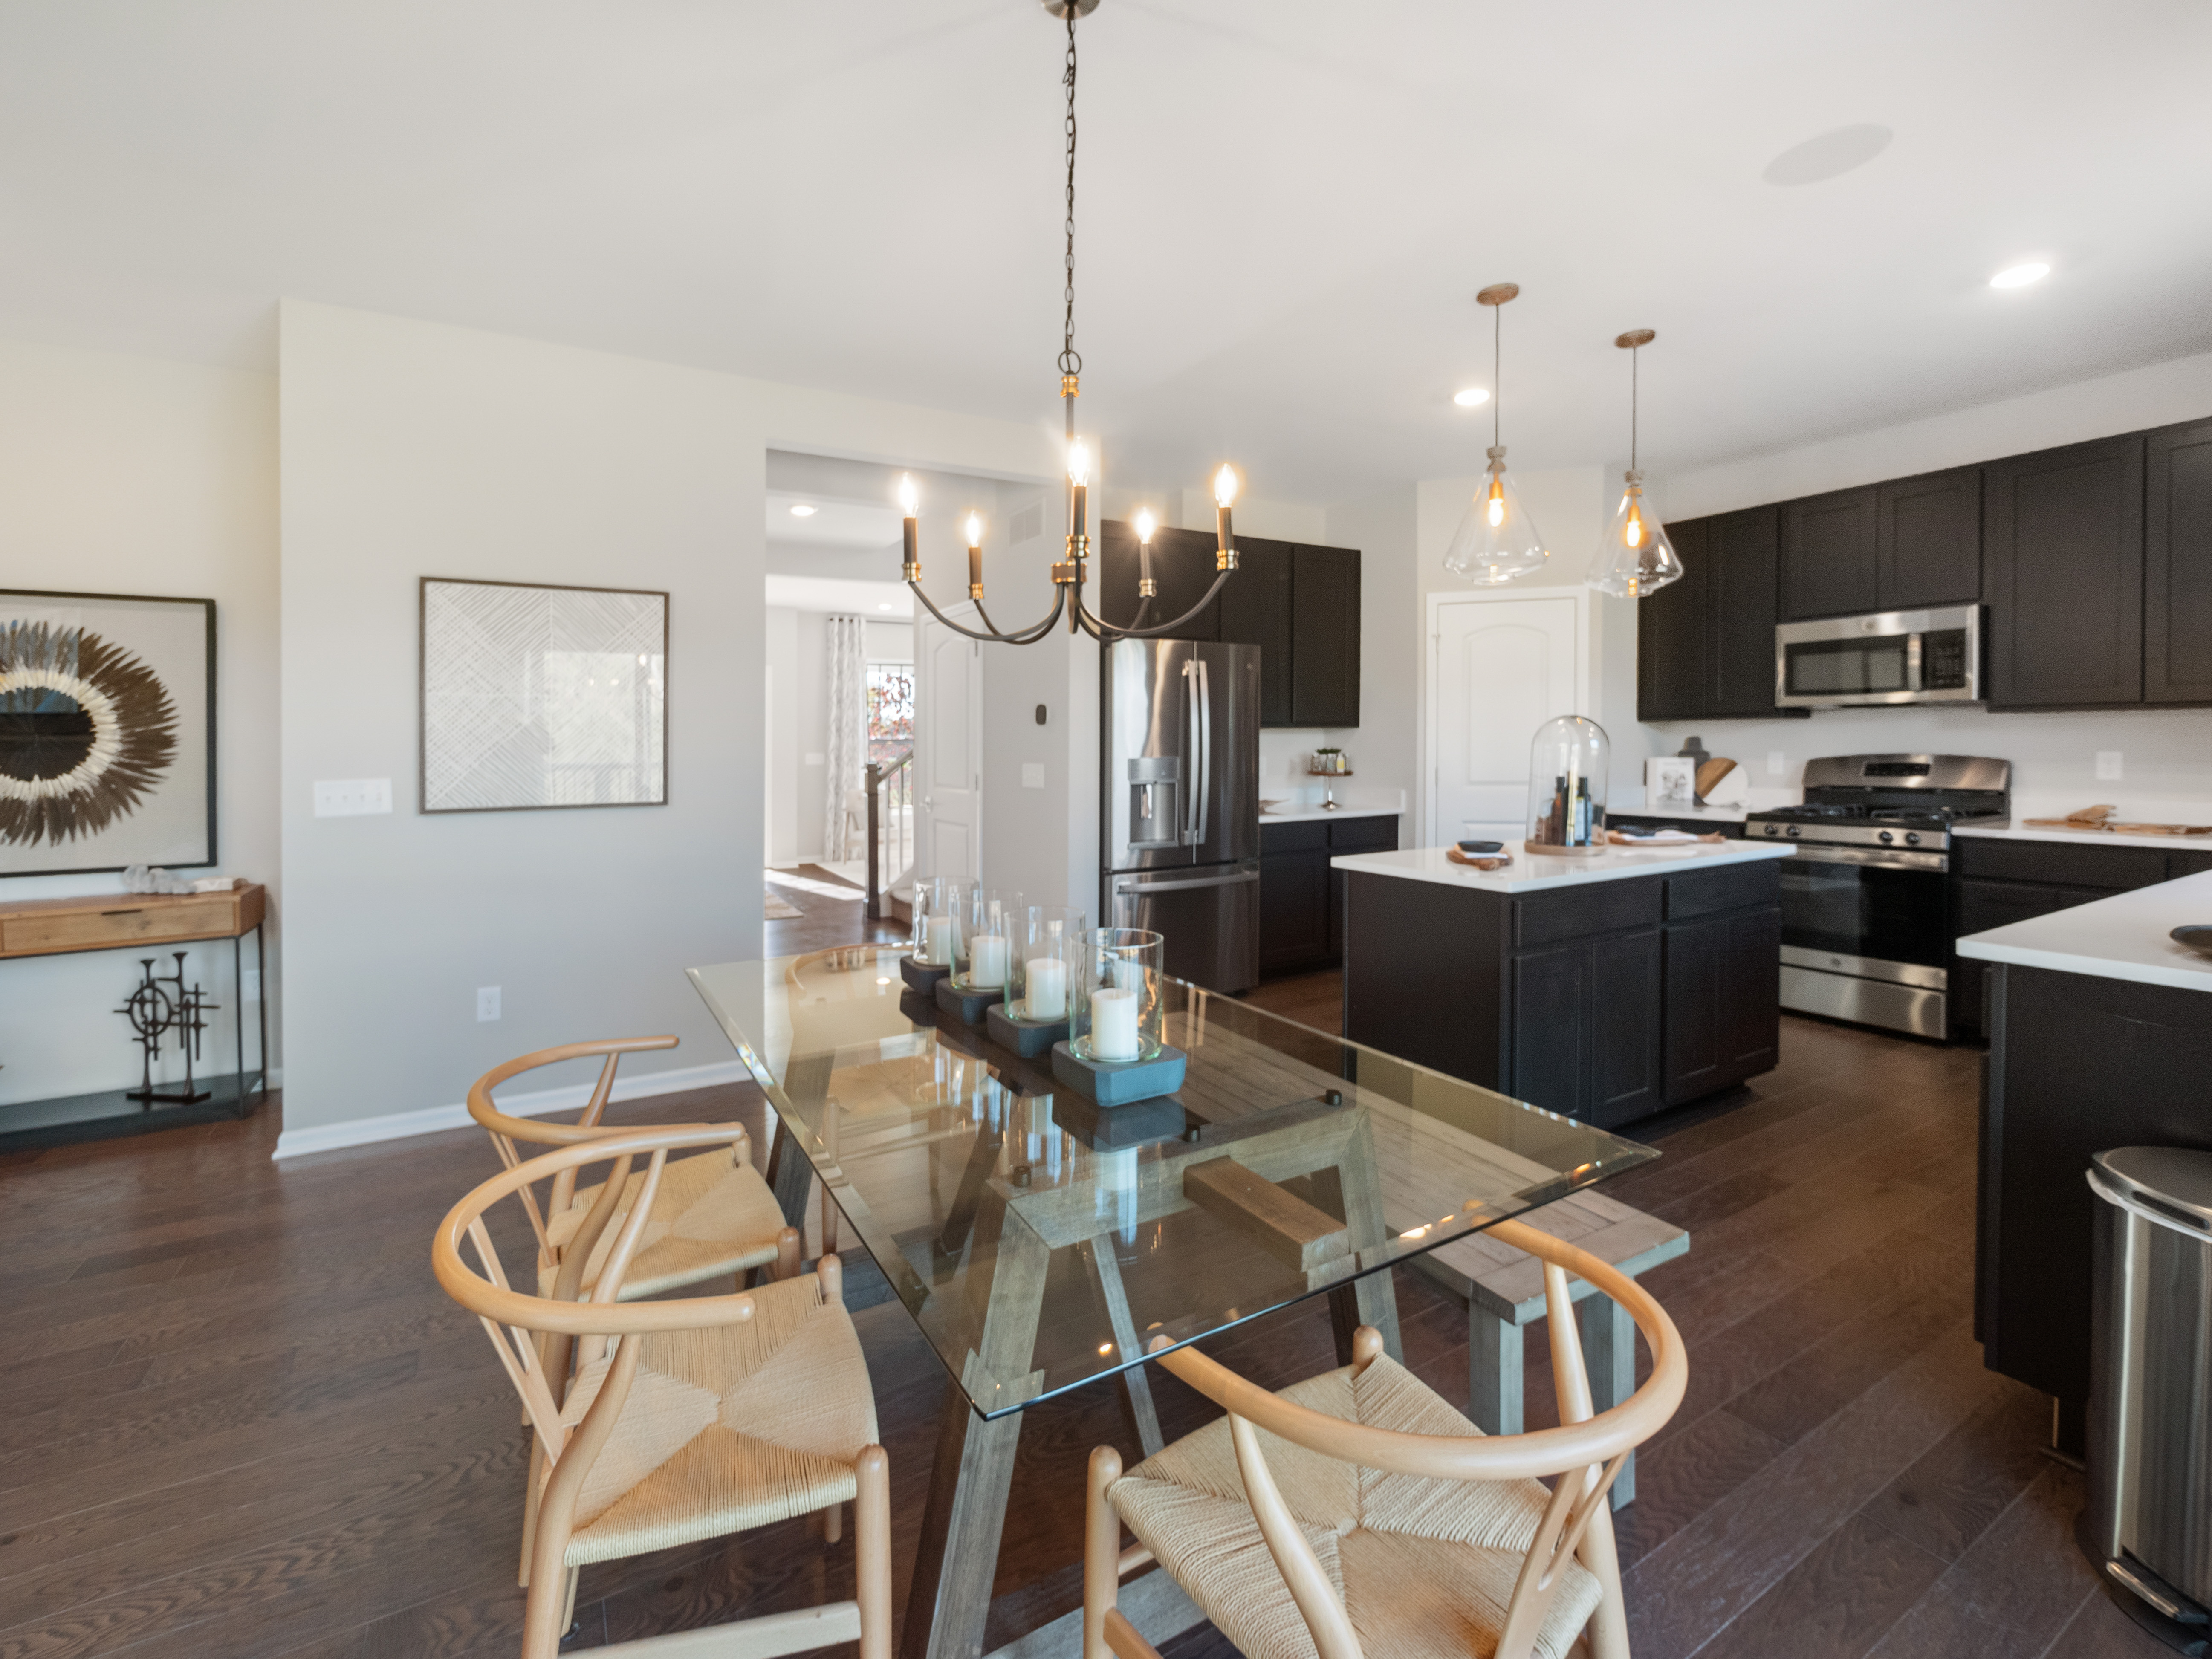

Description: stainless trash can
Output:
[2088,1147,2212,1629]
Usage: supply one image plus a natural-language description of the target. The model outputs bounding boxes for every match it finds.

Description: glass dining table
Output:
[688,945,1656,1659]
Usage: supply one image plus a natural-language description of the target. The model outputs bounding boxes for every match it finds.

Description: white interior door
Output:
[914,608,982,883]
[1431,596,1581,847]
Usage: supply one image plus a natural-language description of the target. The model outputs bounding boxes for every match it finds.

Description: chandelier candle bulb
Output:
[1214,465,1239,569]
[899,473,920,581]
[966,514,984,598]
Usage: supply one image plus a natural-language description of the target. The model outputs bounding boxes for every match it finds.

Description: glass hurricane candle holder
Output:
[916,878,968,967]
[1012,905,1084,1020]
[1525,715,1610,856]
[1072,928,1165,1064]
[953,889,1020,991]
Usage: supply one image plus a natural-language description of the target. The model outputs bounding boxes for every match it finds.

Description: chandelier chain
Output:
[1057,9,1081,377]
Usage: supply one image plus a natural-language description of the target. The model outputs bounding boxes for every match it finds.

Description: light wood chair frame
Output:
[434,1125,891,1659]
[467,1036,803,1295]
[1081,1216,1688,1659]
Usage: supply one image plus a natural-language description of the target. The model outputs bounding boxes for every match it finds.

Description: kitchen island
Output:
[1337,841,1797,1129]
[1959,870,2212,1452]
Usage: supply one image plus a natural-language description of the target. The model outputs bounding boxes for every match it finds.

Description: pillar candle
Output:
[1025,956,1067,1019]
[1089,986,1140,1061]
[927,915,954,965]
[969,933,1008,988]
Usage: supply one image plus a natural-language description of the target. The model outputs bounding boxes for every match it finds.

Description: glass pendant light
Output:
[1444,283,1549,585]
[1586,328,1684,599]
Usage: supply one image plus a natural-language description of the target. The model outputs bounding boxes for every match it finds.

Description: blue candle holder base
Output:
[1050,1041,1188,1107]
[935,976,1005,1025]
[899,954,953,993]
[986,1002,1070,1058]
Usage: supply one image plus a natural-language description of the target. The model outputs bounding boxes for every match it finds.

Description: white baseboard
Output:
[269,1058,755,1161]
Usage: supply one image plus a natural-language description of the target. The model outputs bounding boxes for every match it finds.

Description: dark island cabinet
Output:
[1984,434,2145,708]
[1342,856,1781,1130]
[2146,416,2212,703]
[1258,814,1395,976]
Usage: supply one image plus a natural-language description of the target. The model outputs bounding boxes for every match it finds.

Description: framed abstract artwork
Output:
[0,588,217,877]
[419,578,668,813]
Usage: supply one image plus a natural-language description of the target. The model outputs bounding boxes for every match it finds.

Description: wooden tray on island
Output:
[2022,806,2212,837]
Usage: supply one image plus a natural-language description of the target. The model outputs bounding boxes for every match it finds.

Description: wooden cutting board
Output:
[2023,817,2212,836]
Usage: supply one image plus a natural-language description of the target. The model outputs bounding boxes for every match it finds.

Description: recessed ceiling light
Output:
[1989,262,2050,289]
[789,503,817,517]
[1453,387,1490,407]
[877,602,894,612]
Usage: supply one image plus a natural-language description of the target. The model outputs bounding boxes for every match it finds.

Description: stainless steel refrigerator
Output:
[1101,638,1261,994]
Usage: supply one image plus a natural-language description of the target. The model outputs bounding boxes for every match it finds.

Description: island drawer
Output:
[1260,820,1328,853]
[1665,860,1781,920]
[1513,879,1662,948]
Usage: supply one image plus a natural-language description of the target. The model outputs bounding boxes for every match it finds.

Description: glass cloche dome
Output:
[1525,716,1610,856]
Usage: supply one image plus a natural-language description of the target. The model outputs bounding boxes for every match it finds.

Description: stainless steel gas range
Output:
[1746,754,2011,1039]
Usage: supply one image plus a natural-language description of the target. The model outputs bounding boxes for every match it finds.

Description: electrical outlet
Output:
[1021,763,1046,789]
[477,986,501,1022]
[1767,751,1787,776]
[2096,751,2124,781]
[241,967,263,1001]
[313,778,392,817]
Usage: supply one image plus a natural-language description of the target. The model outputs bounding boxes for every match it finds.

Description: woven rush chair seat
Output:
[557,1267,878,1565]
[1111,1354,1600,1659]
[539,1142,791,1302]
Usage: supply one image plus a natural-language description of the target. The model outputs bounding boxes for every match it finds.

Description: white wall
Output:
[0,337,280,1106]
[763,605,800,867]
[1625,347,2212,815]
[278,301,1054,1145]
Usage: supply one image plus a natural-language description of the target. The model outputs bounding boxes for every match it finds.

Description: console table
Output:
[0,884,268,1150]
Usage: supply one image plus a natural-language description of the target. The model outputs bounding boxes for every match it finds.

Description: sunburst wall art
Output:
[0,590,216,877]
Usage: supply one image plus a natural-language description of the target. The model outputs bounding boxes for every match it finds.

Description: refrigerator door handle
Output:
[1193,657,1212,848]
[1114,868,1260,895]
[1182,660,1201,845]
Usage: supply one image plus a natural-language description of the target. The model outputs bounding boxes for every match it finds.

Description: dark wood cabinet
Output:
[1217,538,1293,724]
[1507,928,1663,1129]
[1637,517,1708,720]
[1709,506,1786,716]
[1095,523,1221,639]
[1662,876,1781,1105]
[1258,814,1395,976]
[1780,486,1881,620]
[1878,466,1982,610]
[1984,434,2145,708]
[1290,545,1360,726]
[2145,416,2212,704]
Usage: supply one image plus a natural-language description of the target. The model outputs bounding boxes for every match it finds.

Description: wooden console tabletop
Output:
[0,884,267,960]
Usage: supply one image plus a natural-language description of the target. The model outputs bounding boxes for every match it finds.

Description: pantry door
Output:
[1428,592,1586,848]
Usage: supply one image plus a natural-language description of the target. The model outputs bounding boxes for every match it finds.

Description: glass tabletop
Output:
[688,947,1656,1420]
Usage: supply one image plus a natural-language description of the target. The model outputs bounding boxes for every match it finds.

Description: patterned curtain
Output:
[824,615,868,860]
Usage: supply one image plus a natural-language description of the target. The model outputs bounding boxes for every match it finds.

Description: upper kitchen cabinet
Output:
[1094,521,1221,639]
[1636,517,1709,721]
[1877,466,1982,610]
[1636,508,1803,722]
[1984,433,2145,708]
[2145,416,2212,704]
[1289,544,1360,726]
[1779,486,1880,619]
[1217,537,1293,724]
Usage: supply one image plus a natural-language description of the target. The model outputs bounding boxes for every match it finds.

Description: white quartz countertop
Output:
[1954,821,2212,849]
[1332,840,1795,896]
[1258,804,1400,824]
[1956,868,2212,992]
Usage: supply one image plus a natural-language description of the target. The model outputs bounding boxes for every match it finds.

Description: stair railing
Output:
[865,749,915,921]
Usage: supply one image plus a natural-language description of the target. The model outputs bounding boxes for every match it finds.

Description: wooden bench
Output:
[1409,1188,1689,1509]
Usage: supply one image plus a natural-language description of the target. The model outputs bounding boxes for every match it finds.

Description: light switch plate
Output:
[2096,751,2124,781]
[1021,763,1046,789]
[477,986,502,1022]
[313,778,392,817]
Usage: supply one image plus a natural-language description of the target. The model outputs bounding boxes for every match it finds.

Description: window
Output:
[866,662,913,767]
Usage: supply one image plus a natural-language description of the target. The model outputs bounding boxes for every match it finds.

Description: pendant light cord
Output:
[1631,345,1638,472]
[1492,300,1501,451]
[1057,10,1081,381]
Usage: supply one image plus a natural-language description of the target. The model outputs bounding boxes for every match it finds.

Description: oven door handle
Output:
[1785,845,1948,873]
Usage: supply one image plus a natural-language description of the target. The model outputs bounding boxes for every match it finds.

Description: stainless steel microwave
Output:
[1774,606,1981,708]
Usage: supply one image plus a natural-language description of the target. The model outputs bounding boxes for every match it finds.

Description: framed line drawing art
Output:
[0,588,217,877]
[419,578,668,813]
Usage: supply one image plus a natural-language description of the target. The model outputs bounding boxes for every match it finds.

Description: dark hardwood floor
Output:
[0,927,2166,1658]
[766,864,909,957]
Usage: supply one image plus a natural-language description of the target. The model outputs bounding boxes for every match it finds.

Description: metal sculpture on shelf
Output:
[116,952,217,1105]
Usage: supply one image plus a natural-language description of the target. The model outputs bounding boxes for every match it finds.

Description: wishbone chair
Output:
[1083,1214,1688,1659]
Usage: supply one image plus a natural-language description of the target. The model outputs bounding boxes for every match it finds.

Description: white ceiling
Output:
[767,492,902,553]
[763,573,914,617]
[3,2,2209,502]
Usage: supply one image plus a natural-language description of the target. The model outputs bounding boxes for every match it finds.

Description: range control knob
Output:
[1786,825,1801,838]
[1879,830,1895,844]
[1764,824,1779,837]
[1906,832,1921,845]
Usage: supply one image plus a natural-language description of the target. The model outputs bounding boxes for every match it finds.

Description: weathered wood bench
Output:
[1409,1188,1689,1509]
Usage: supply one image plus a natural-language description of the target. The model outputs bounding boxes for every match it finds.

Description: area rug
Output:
[763,888,803,919]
